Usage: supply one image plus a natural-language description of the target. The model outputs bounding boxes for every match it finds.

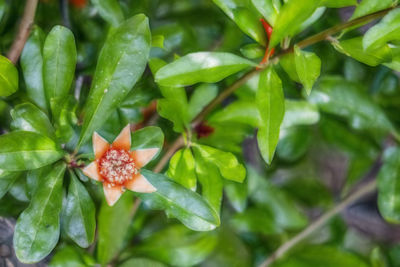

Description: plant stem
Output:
[258,178,377,267]
[7,0,39,64]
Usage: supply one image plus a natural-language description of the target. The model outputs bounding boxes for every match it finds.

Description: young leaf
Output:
[319,0,357,8]
[155,52,256,87]
[11,103,56,140]
[78,14,151,147]
[193,150,224,213]
[251,0,281,25]
[208,100,261,127]
[91,0,124,27]
[62,171,96,248]
[188,84,218,121]
[140,170,220,231]
[97,192,135,264]
[240,43,265,59]
[350,0,393,20]
[378,147,400,224]
[43,26,77,118]
[167,148,197,190]
[14,162,66,263]
[0,170,20,199]
[256,67,285,164]
[332,37,392,66]
[192,144,246,183]
[269,0,321,48]
[363,9,400,51]
[21,27,47,112]
[0,55,18,96]
[294,46,321,95]
[0,131,64,171]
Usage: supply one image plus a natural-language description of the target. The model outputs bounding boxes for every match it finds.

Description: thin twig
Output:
[7,0,39,64]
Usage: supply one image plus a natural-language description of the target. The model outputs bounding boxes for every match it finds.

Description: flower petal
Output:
[131,148,159,168]
[112,124,131,150]
[93,132,110,159]
[82,162,102,181]
[103,184,123,206]
[125,174,156,193]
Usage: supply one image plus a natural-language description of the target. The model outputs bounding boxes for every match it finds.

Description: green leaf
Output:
[280,53,300,82]
[281,100,320,128]
[120,258,166,267]
[167,148,197,190]
[54,96,78,144]
[256,67,285,164]
[332,37,392,66]
[0,169,20,199]
[21,26,47,112]
[91,0,124,27]
[11,103,56,140]
[155,52,255,87]
[240,43,265,59]
[363,9,400,51]
[208,100,261,127]
[140,170,220,231]
[97,192,135,264]
[62,171,96,248]
[78,14,151,147]
[231,207,282,235]
[157,86,189,132]
[351,0,393,20]
[370,247,389,267]
[251,0,281,25]
[320,0,356,8]
[43,25,77,118]
[0,131,64,171]
[269,0,321,48]
[378,147,400,224]
[309,76,394,134]
[193,150,224,213]
[0,55,18,96]
[273,245,369,267]
[192,144,246,183]
[131,126,164,153]
[49,246,87,267]
[14,162,66,263]
[224,180,248,212]
[151,34,164,49]
[294,46,321,95]
[212,0,266,45]
[188,84,218,121]
[130,225,217,266]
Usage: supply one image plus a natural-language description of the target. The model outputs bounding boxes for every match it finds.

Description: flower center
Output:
[98,148,137,185]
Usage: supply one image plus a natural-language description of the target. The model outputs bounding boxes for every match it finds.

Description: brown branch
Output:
[7,0,39,64]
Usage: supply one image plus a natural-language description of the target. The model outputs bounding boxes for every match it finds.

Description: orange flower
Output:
[82,125,157,206]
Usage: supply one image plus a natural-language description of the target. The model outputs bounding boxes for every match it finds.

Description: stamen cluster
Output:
[98,148,137,185]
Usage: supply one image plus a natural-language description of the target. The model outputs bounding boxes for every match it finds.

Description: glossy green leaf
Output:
[209,100,261,127]
[130,225,217,266]
[274,245,369,267]
[378,147,400,224]
[0,169,20,199]
[193,150,224,213]
[0,55,18,97]
[212,0,266,45]
[280,53,300,82]
[351,0,393,20]
[91,0,124,27]
[269,0,321,48]
[192,144,246,183]
[240,43,265,59]
[256,67,285,164]
[0,131,64,171]
[167,148,197,190]
[188,84,218,120]
[97,192,135,264]
[11,103,55,140]
[62,171,96,248]
[140,170,220,231]
[78,14,151,147]
[332,37,392,66]
[320,0,357,8]
[224,179,248,212]
[21,27,47,111]
[309,76,395,134]
[14,162,66,263]
[43,25,76,118]
[49,246,87,267]
[294,46,321,95]
[131,126,164,154]
[157,86,189,132]
[155,52,256,87]
[251,0,281,25]
[363,9,400,51]
[281,100,320,128]
[54,96,78,144]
